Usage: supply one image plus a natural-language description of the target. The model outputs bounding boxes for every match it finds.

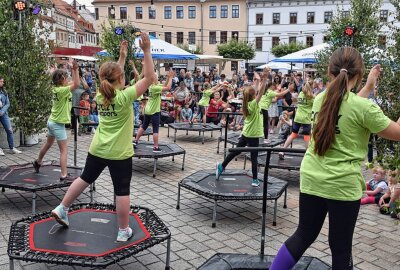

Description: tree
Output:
[271,42,307,58]
[217,39,255,60]
[99,20,140,81]
[0,0,52,137]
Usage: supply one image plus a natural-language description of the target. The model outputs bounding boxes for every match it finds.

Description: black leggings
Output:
[261,109,269,139]
[222,135,259,179]
[285,193,360,270]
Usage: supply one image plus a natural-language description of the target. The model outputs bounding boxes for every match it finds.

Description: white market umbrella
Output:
[256,62,298,70]
[271,43,328,64]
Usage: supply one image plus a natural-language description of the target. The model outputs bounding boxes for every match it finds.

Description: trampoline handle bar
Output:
[229,147,306,154]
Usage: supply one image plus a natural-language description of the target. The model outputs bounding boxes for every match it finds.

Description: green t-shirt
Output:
[242,99,263,138]
[259,90,277,110]
[89,86,138,160]
[300,91,391,201]
[198,89,213,106]
[49,86,72,124]
[294,91,314,124]
[144,84,163,115]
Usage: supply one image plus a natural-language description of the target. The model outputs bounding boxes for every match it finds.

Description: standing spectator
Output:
[178,69,186,82]
[240,73,252,87]
[89,100,99,133]
[193,69,204,92]
[184,72,194,91]
[313,78,325,95]
[173,81,190,122]
[0,77,21,155]
[293,72,304,92]
[71,69,89,132]
[78,92,90,135]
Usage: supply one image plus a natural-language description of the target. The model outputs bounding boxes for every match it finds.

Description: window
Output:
[176,6,184,19]
[231,61,238,71]
[306,36,314,47]
[108,7,115,19]
[149,32,156,38]
[221,5,228,18]
[149,7,156,19]
[95,8,99,20]
[120,7,127,20]
[136,7,143,19]
[232,31,239,41]
[255,37,262,51]
[290,13,297,24]
[307,12,315,23]
[209,31,217,44]
[272,13,280,24]
[188,6,196,19]
[323,35,330,42]
[256,13,263,25]
[324,11,333,23]
[220,31,228,43]
[289,36,296,44]
[380,10,388,22]
[177,32,183,44]
[342,10,350,17]
[188,32,196,44]
[164,6,172,19]
[378,35,386,49]
[272,37,280,47]
[209,6,216,18]
[165,32,172,43]
[232,5,239,18]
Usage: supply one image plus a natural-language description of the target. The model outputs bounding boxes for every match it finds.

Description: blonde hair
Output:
[99,62,124,107]
[372,166,386,175]
[242,86,256,118]
[302,82,313,99]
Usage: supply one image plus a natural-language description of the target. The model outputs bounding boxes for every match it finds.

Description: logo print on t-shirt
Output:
[98,103,118,117]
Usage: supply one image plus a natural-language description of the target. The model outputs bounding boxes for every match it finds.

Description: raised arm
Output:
[255,68,268,103]
[276,88,290,98]
[133,33,155,97]
[163,70,175,91]
[210,83,222,93]
[69,61,80,91]
[358,64,381,98]
[129,60,140,82]
[117,40,128,70]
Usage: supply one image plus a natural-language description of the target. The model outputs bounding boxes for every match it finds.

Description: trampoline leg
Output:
[273,199,278,226]
[211,131,213,138]
[182,153,185,171]
[172,156,175,162]
[202,131,205,144]
[9,258,14,270]
[93,181,96,191]
[243,156,247,169]
[167,126,170,137]
[153,158,157,178]
[147,135,150,141]
[32,192,37,214]
[212,200,217,228]
[90,183,94,203]
[165,237,171,270]
[1,187,4,192]
[217,139,220,154]
[174,130,177,143]
[176,185,181,210]
[283,188,288,209]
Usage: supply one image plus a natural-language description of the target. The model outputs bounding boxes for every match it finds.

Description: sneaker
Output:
[153,147,162,153]
[215,162,224,180]
[251,179,260,187]
[0,148,4,156]
[132,140,138,147]
[51,205,69,227]
[117,227,133,242]
[60,173,76,182]
[278,152,285,160]
[32,160,41,173]
[11,148,22,154]
[269,129,274,134]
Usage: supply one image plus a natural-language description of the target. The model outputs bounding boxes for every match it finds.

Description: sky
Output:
[66,0,95,12]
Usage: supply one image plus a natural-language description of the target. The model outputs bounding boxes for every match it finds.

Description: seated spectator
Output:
[173,81,190,122]
[228,107,244,131]
[78,92,90,135]
[277,111,292,140]
[89,100,99,133]
[184,71,194,91]
[181,104,193,122]
[379,170,400,219]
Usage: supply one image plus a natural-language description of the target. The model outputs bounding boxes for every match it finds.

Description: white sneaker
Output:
[117,227,133,242]
[11,148,22,154]
[0,148,4,156]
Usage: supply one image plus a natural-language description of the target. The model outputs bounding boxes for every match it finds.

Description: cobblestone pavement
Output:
[0,127,399,270]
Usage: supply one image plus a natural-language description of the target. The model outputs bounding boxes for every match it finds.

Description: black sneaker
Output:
[32,160,41,173]
[153,147,162,153]
[60,173,76,182]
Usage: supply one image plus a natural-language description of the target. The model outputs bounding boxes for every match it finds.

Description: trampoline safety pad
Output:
[177,170,288,227]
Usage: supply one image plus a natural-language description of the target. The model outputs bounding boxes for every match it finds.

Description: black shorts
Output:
[292,122,311,135]
[80,153,132,196]
[142,112,160,133]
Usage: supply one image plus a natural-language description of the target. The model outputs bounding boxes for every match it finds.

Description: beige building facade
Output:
[92,0,248,75]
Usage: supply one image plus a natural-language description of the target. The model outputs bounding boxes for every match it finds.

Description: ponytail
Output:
[99,80,116,108]
[242,86,255,118]
[98,61,123,108]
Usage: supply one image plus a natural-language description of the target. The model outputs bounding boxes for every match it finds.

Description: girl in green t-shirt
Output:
[51,34,157,243]
[33,60,80,181]
[216,69,268,187]
[198,83,222,123]
[270,47,400,270]
[278,82,315,160]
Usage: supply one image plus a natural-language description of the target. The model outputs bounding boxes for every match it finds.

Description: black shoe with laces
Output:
[153,147,162,153]
[32,160,41,173]
[60,173,76,182]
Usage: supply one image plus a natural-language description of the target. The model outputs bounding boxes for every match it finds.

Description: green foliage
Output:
[271,42,307,58]
[99,20,139,81]
[176,43,203,55]
[217,39,255,60]
[0,0,52,136]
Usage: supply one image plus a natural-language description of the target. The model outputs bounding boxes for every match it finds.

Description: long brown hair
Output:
[302,82,313,99]
[99,62,124,107]
[52,69,68,86]
[242,86,256,118]
[313,47,364,156]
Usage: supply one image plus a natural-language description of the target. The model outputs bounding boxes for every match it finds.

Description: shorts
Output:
[142,112,160,133]
[292,122,311,135]
[80,153,132,196]
[47,120,67,141]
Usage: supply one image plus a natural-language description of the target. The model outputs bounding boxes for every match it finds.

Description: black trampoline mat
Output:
[223,133,285,147]
[133,142,185,158]
[0,165,81,189]
[30,209,150,257]
[196,174,262,196]
[169,122,221,131]
[257,153,303,170]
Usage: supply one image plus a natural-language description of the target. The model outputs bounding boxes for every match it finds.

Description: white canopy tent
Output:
[255,62,299,71]
[271,43,328,64]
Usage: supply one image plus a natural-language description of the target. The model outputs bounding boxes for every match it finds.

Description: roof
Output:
[52,0,95,33]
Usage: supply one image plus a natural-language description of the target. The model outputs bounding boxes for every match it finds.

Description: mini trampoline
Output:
[134,127,153,141]
[198,253,330,270]
[167,122,222,144]
[176,170,288,227]
[244,152,304,171]
[0,161,83,214]
[8,203,171,270]
[217,132,286,155]
[133,141,185,177]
